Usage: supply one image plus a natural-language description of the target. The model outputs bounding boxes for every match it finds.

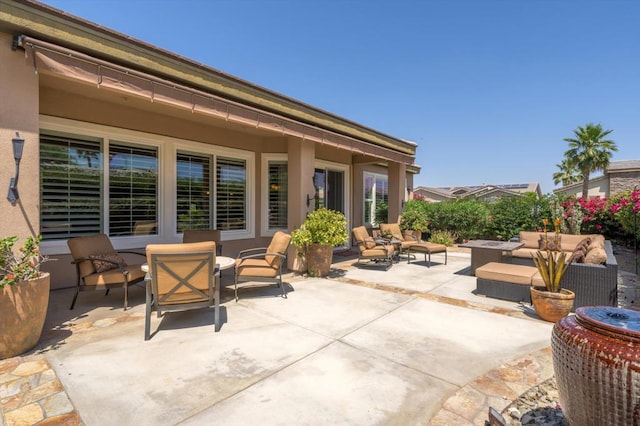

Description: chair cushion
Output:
[380,223,404,241]
[90,252,125,273]
[266,231,291,267]
[361,245,394,259]
[67,234,117,278]
[236,259,279,278]
[353,226,376,249]
[83,263,147,286]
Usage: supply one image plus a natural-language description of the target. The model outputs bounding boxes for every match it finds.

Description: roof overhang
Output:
[0,0,417,163]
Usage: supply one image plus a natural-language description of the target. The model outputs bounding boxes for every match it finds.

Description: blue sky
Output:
[39,0,640,194]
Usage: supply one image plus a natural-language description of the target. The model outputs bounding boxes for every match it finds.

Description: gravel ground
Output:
[497,246,639,426]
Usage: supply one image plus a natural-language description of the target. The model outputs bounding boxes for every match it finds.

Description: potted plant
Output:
[530,218,575,322]
[291,208,348,277]
[400,209,429,242]
[0,235,50,359]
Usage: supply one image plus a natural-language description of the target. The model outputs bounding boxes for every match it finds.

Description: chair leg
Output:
[123,280,129,311]
[279,276,287,298]
[70,287,79,310]
[427,251,431,267]
[234,274,239,302]
[445,250,448,265]
[214,275,221,332]
[144,281,152,341]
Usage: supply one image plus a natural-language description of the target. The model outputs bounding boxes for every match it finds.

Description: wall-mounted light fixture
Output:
[306,194,312,207]
[7,132,25,205]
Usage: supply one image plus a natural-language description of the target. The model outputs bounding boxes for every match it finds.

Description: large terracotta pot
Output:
[552,307,640,425]
[530,286,574,322]
[0,273,50,360]
[305,244,333,277]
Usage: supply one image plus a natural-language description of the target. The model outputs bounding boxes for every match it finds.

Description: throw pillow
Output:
[539,234,562,251]
[90,252,126,273]
[576,237,591,252]
[584,247,607,265]
[570,246,587,263]
[363,238,376,249]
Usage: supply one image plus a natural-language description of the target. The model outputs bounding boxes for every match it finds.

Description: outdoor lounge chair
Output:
[379,223,447,267]
[352,226,394,270]
[182,229,223,255]
[67,233,147,310]
[144,241,219,340]
[234,231,291,301]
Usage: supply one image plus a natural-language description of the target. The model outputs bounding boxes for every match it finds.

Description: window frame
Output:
[40,115,255,254]
[314,159,351,244]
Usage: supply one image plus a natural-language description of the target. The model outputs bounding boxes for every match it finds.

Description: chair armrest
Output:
[117,250,146,258]
[238,252,286,262]
[71,256,129,274]
[238,247,268,258]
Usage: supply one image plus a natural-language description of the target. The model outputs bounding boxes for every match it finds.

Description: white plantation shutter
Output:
[268,161,287,229]
[108,143,158,236]
[40,135,103,240]
[177,152,212,231]
[216,157,246,231]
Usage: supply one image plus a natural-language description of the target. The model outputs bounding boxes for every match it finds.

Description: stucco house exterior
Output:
[553,160,640,199]
[414,183,542,203]
[0,0,420,289]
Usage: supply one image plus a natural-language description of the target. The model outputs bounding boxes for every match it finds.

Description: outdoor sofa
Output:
[476,231,618,309]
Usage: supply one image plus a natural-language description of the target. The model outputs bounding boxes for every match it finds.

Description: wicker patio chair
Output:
[352,226,395,270]
[67,233,147,310]
[234,231,291,301]
[144,241,219,340]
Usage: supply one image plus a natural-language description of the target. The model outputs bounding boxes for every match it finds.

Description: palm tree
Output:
[563,123,617,198]
[553,159,583,186]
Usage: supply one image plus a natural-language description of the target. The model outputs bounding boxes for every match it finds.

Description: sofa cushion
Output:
[559,234,590,252]
[519,231,543,249]
[475,262,537,285]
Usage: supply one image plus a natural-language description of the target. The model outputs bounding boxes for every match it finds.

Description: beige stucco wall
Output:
[0,32,41,244]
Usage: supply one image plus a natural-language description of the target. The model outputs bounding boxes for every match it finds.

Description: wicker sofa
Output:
[503,231,618,308]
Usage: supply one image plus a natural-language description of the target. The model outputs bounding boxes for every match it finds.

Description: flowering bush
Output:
[0,235,44,288]
[609,189,640,241]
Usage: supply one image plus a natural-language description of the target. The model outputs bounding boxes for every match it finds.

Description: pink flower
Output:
[596,224,602,230]
[611,205,621,213]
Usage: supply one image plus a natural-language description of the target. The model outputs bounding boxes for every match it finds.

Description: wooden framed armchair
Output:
[234,231,291,301]
[144,242,219,340]
[182,229,223,255]
[67,234,147,310]
[352,226,394,270]
[379,223,447,267]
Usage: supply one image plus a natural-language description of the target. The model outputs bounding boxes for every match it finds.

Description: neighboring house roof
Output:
[607,160,640,173]
[415,183,541,199]
[0,0,418,167]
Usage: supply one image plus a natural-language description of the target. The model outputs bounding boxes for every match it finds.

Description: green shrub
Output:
[486,193,552,240]
[428,229,456,246]
[291,208,348,248]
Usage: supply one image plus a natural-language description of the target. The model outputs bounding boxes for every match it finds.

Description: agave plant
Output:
[532,250,573,293]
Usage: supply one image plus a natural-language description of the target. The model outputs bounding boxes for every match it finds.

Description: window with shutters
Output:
[40,134,103,240]
[216,157,246,231]
[267,161,288,230]
[364,171,388,226]
[176,152,212,232]
[108,143,158,236]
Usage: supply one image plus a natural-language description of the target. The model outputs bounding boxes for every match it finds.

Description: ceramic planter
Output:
[530,286,574,322]
[305,244,333,277]
[552,307,640,425]
[0,273,50,359]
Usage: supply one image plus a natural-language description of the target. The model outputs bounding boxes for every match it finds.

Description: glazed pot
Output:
[552,307,640,425]
[530,287,575,322]
[0,273,50,359]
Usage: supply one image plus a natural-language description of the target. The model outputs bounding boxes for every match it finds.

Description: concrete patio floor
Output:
[1,251,559,425]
